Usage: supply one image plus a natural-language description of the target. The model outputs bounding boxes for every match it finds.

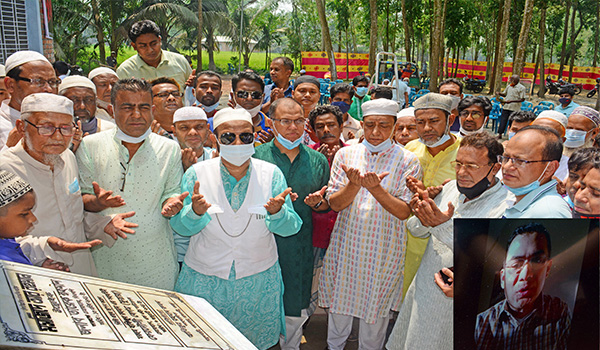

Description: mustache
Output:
[321,133,336,138]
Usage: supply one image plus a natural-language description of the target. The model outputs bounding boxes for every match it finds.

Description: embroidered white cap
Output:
[4,50,50,74]
[21,93,74,116]
[58,75,97,95]
[173,106,208,123]
[362,98,399,117]
[213,107,252,131]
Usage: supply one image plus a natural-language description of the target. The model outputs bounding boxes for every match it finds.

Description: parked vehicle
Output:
[586,77,600,98]
[462,74,486,93]
[545,76,582,95]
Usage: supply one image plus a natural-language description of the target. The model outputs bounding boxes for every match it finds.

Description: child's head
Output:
[0,170,36,238]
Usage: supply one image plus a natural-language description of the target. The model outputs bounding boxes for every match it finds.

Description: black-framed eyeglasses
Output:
[497,155,550,168]
[270,118,306,127]
[219,132,255,145]
[120,161,130,192]
[15,76,61,89]
[235,90,263,100]
[69,97,97,105]
[154,91,183,98]
[458,110,484,119]
[24,119,76,136]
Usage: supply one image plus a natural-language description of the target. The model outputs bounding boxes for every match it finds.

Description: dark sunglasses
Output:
[236,90,263,100]
[219,132,255,145]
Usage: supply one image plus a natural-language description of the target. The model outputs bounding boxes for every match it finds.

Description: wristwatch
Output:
[313,199,324,209]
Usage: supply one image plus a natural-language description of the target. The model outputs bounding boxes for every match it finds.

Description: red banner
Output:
[301,52,369,79]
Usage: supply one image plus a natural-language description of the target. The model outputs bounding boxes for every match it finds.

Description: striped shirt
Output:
[475,295,571,350]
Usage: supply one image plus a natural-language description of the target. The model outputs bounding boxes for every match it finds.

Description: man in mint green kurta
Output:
[253,97,330,350]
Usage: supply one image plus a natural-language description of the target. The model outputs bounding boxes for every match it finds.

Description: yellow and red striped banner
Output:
[301,52,369,79]
[302,52,600,90]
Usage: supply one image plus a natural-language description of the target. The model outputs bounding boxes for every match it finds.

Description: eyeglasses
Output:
[505,255,549,272]
[235,90,262,100]
[219,132,254,145]
[24,119,76,136]
[154,91,183,98]
[497,155,550,168]
[120,161,130,192]
[69,97,96,105]
[271,118,305,127]
[451,160,492,171]
[15,76,61,89]
[458,110,484,119]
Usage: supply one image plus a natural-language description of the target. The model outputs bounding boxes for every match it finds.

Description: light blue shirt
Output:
[555,101,580,117]
[263,82,294,105]
[504,179,572,218]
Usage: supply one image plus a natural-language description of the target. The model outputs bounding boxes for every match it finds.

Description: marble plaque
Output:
[0,260,257,349]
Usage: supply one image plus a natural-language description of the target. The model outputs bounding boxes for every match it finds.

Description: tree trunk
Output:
[384,0,390,52]
[197,0,203,71]
[537,4,547,97]
[512,0,535,77]
[489,0,502,93]
[568,3,580,81]
[368,0,378,75]
[91,0,105,64]
[493,0,512,94]
[440,0,447,79]
[207,26,216,71]
[429,0,443,92]
[593,0,599,67]
[391,10,398,53]
[316,0,337,79]
[558,0,571,79]
[346,28,350,80]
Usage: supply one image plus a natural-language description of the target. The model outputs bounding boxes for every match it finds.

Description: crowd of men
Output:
[1,18,600,350]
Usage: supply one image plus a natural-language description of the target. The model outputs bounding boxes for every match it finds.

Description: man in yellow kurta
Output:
[403,93,460,298]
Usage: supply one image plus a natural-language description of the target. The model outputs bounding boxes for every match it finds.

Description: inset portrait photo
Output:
[454,218,599,350]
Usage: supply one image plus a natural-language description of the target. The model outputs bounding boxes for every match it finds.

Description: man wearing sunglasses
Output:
[457,96,492,137]
[0,93,135,276]
[501,125,571,218]
[230,71,273,145]
[254,98,330,350]
[150,77,184,138]
[1,51,59,149]
[76,79,185,290]
[170,108,301,349]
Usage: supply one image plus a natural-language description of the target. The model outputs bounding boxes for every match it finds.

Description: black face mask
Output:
[572,210,600,219]
[456,165,494,200]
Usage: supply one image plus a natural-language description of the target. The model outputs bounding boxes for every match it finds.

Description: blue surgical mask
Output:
[219,143,255,166]
[202,101,219,113]
[564,129,588,148]
[504,163,549,196]
[355,87,368,97]
[273,124,304,150]
[362,138,393,153]
[331,101,351,115]
[419,117,451,148]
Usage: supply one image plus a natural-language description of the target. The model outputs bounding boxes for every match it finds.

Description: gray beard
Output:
[24,133,62,167]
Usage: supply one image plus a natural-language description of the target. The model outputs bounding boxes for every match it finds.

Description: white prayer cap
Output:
[397,107,415,118]
[0,64,5,77]
[213,107,252,131]
[88,67,118,80]
[4,50,50,74]
[536,110,567,133]
[0,170,32,208]
[362,98,399,118]
[173,106,207,123]
[21,93,73,116]
[58,75,96,95]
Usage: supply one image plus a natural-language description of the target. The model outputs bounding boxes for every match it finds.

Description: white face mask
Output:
[234,96,263,118]
[419,116,451,148]
[115,127,152,144]
[219,143,255,166]
[362,138,393,153]
[449,95,460,111]
[202,101,219,113]
[459,124,485,136]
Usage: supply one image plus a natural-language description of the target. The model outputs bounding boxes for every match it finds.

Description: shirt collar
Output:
[1,100,20,124]
[510,179,558,212]
[135,50,167,68]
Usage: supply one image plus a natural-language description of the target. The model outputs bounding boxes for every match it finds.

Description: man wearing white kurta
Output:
[0,93,130,276]
[0,51,59,149]
[77,78,184,290]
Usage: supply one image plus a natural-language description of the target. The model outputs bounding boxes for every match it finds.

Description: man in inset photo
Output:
[474,223,571,349]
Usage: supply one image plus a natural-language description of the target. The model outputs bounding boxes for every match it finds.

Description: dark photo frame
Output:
[454,218,599,350]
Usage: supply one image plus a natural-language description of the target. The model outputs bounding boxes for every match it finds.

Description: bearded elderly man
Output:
[88,67,119,121]
[563,106,600,157]
[319,98,422,350]
[59,76,115,135]
[387,132,512,350]
[0,93,135,276]
[0,51,60,149]
[76,78,185,290]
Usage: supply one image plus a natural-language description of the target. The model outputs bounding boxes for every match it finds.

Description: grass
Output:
[84,46,293,75]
